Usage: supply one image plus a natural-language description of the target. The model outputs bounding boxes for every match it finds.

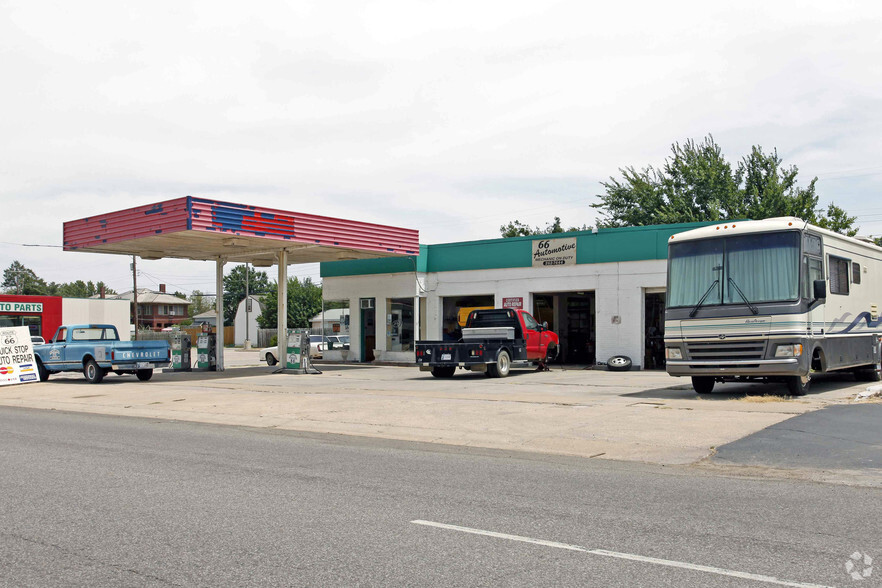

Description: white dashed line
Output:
[411,520,834,588]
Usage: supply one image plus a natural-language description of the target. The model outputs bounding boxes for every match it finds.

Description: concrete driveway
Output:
[0,350,872,465]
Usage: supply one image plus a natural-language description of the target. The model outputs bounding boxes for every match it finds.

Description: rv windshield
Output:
[669,231,800,308]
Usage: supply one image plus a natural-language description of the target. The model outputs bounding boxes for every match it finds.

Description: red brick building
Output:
[109,285,191,331]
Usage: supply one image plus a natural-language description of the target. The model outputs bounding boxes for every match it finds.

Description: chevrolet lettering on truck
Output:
[33,324,171,383]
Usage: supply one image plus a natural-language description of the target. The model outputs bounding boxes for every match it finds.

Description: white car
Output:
[260,335,324,366]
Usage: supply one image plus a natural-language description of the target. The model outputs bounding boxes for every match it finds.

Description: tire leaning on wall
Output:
[607,355,632,372]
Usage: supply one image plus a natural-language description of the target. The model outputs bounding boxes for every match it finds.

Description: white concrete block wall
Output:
[323,273,421,362]
[62,299,131,341]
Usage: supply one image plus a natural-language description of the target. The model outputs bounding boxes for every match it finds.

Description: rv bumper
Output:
[666,358,804,377]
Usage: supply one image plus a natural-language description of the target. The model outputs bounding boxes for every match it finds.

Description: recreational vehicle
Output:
[664,217,882,395]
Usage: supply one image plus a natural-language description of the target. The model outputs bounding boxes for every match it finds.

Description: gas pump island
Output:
[61,197,419,374]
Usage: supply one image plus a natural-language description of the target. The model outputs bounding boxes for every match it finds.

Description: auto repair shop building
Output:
[319,221,712,369]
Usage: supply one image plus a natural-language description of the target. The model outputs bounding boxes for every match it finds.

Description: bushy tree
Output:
[46,280,116,298]
[2,261,116,297]
[500,216,590,238]
[592,135,857,235]
[257,277,323,329]
[223,264,271,326]
[188,290,215,317]
[2,261,47,295]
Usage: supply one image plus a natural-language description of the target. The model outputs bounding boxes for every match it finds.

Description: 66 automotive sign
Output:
[532,237,577,268]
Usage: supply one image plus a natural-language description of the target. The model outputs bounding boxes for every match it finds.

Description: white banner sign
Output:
[532,237,577,268]
[0,326,38,386]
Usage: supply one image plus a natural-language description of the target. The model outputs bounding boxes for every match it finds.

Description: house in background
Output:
[107,284,191,331]
[234,295,264,346]
[192,310,218,327]
[310,307,350,335]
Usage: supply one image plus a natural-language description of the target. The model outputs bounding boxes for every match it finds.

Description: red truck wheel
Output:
[487,350,511,378]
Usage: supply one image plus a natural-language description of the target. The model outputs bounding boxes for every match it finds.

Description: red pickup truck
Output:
[416,308,559,378]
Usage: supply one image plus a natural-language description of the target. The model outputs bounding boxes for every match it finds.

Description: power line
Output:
[0,241,63,248]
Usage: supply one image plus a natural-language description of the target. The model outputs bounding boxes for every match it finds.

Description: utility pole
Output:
[132,256,139,341]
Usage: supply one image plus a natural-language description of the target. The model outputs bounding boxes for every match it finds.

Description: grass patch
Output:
[738,394,791,403]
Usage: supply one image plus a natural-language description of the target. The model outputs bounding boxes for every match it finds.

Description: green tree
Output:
[2,262,117,297]
[2,261,48,295]
[223,265,271,326]
[188,290,215,317]
[47,280,117,298]
[257,277,322,329]
[500,216,590,238]
[815,203,858,237]
[592,135,858,235]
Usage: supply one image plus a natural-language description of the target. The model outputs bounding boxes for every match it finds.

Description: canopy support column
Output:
[277,249,288,366]
[215,258,225,371]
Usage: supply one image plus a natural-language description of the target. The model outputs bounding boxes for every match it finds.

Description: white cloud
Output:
[2,0,882,293]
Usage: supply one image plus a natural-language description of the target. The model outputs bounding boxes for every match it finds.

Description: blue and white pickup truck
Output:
[34,324,170,383]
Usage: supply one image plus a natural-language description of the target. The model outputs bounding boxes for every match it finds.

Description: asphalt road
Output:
[714,404,882,471]
[0,407,879,587]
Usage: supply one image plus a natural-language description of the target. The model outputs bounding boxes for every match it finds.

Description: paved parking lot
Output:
[0,350,872,465]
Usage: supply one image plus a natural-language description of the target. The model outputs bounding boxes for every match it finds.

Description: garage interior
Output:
[532,292,596,365]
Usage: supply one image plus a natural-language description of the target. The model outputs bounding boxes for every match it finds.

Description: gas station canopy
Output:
[62,196,419,372]
[63,196,420,264]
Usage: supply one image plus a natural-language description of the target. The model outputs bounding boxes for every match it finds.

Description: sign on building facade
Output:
[532,237,577,268]
[502,297,523,309]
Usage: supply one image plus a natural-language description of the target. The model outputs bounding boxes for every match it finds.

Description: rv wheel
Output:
[691,376,714,394]
[786,375,810,396]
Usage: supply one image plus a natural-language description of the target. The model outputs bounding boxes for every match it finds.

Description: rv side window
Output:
[853,262,861,285]
[829,256,850,295]
[804,234,822,255]
[802,257,823,299]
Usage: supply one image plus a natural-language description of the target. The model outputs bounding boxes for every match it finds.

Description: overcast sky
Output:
[2,0,881,296]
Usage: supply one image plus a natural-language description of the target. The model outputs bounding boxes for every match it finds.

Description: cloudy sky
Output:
[2,0,881,296]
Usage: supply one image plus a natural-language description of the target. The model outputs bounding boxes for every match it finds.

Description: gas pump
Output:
[196,327,217,371]
[170,332,192,371]
[285,330,309,371]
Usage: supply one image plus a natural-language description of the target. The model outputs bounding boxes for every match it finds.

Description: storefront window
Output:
[0,315,41,337]
[386,298,415,352]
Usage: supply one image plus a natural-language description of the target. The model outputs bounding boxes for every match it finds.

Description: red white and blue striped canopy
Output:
[64,197,419,265]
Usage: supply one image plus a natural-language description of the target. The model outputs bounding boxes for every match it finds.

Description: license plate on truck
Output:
[134,362,154,369]
[441,353,452,361]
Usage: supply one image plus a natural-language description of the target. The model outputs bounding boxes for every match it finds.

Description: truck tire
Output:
[607,355,632,372]
[691,376,714,394]
[36,358,50,382]
[84,359,106,384]
[487,350,511,378]
[430,366,456,378]
[544,344,559,364]
[136,369,153,381]
[786,375,810,396]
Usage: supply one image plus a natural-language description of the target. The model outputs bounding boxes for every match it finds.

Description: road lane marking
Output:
[411,520,834,588]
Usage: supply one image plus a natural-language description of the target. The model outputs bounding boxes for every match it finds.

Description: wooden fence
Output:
[137,326,235,346]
